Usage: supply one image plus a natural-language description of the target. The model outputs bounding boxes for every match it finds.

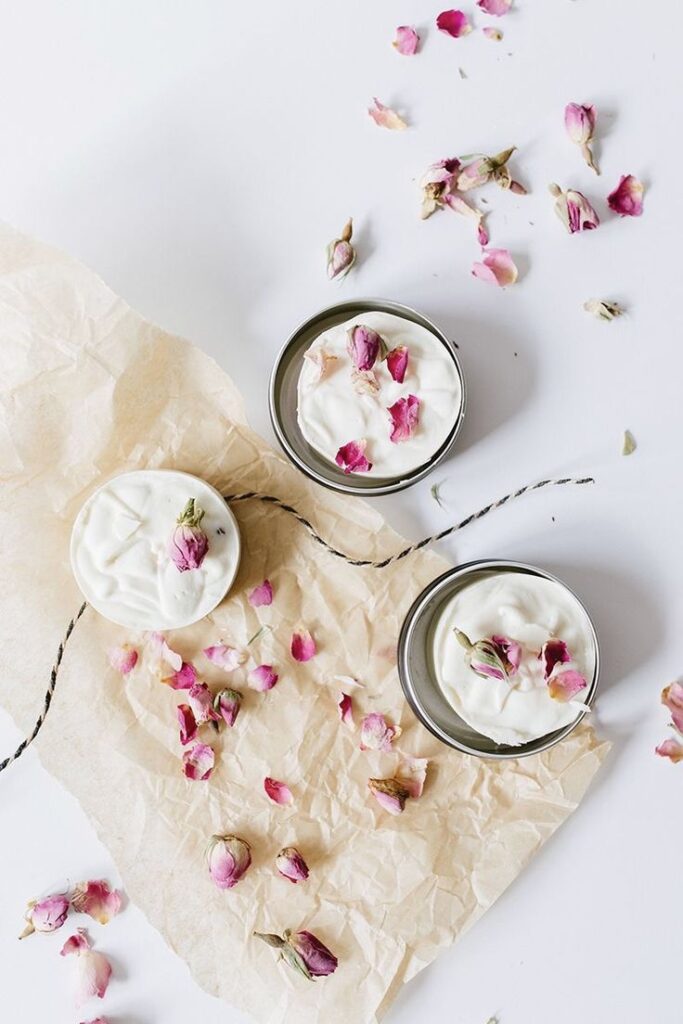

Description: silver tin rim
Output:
[269,298,466,497]
[397,559,600,760]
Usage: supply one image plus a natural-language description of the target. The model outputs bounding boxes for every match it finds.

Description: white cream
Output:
[70,470,240,630]
[432,572,596,746]
[296,310,462,477]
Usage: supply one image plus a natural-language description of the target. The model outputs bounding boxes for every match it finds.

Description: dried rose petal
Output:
[607,174,644,217]
[19,892,70,939]
[338,692,354,726]
[207,834,252,889]
[177,704,197,745]
[393,25,419,55]
[388,394,420,443]
[564,103,598,174]
[547,669,588,702]
[214,688,242,727]
[347,324,384,370]
[148,632,183,673]
[168,497,209,572]
[483,26,503,39]
[264,777,294,805]
[249,579,273,607]
[661,682,683,733]
[398,757,428,799]
[584,298,624,321]
[71,881,121,926]
[539,638,571,679]
[491,635,522,676]
[326,218,356,280]
[182,742,215,781]
[249,664,279,691]
[655,737,683,763]
[472,247,518,287]
[276,847,310,884]
[386,346,408,383]
[368,97,408,131]
[60,930,112,1007]
[420,158,460,219]
[436,10,472,37]
[335,439,373,474]
[360,712,401,752]
[368,777,409,815]
[108,643,138,675]
[188,682,221,724]
[291,629,316,662]
[457,156,493,192]
[351,369,380,396]
[161,660,197,690]
[549,183,600,233]
[304,346,338,383]
[203,644,246,671]
[477,0,511,13]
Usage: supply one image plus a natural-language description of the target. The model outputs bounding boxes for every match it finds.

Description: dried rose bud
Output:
[564,103,598,174]
[255,928,338,979]
[368,777,410,815]
[584,299,624,321]
[346,325,386,371]
[420,158,461,219]
[214,687,242,727]
[19,892,70,939]
[549,184,600,233]
[326,218,356,280]
[458,147,526,195]
[276,847,310,884]
[454,628,515,681]
[207,834,252,889]
[607,174,644,217]
[168,497,209,572]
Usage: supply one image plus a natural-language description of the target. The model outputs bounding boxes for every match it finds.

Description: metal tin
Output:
[269,298,466,497]
[398,560,600,760]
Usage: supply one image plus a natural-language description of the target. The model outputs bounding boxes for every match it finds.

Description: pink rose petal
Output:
[187,682,221,724]
[148,632,183,673]
[436,9,472,37]
[491,635,522,676]
[19,892,70,938]
[472,247,518,287]
[108,644,138,675]
[368,97,408,131]
[161,660,197,690]
[338,692,354,726]
[388,394,420,443]
[177,704,198,745]
[386,346,409,383]
[335,439,373,474]
[368,778,409,815]
[71,881,122,926]
[655,737,683,763]
[291,629,317,662]
[393,25,419,55]
[482,25,503,39]
[477,0,511,14]
[249,579,273,607]
[547,669,588,702]
[182,742,215,781]
[203,644,246,671]
[304,346,338,382]
[249,664,279,691]
[540,638,571,680]
[60,930,112,1007]
[607,174,644,217]
[264,777,294,805]
[398,756,428,799]
[360,712,401,752]
[661,682,683,734]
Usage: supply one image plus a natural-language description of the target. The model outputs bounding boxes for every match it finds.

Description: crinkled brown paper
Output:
[0,224,608,1023]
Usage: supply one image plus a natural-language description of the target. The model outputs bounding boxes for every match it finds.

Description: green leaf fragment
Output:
[622,429,637,456]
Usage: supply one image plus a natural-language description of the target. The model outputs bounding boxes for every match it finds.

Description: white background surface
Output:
[0,2,680,1022]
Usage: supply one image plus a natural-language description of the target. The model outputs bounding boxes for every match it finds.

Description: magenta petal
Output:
[491,635,522,675]
[436,9,472,37]
[607,174,644,217]
[264,777,294,805]
[182,742,215,781]
[335,439,373,474]
[477,0,511,13]
[291,629,317,662]
[386,346,409,383]
[71,880,121,925]
[540,638,571,679]
[163,661,197,690]
[338,692,354,726]
[388,394,420,443]
[548,669,588,702]
[393,25,419,55]
[249,664,279,691]
[249,579,273,607]
[655,738,683,763]
[177,704,198,745]
[188,682,221,724]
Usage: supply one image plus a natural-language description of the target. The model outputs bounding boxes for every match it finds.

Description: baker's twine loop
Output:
[0,475,593,775]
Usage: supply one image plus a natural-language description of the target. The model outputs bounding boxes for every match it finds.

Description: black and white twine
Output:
[0,475,593,775]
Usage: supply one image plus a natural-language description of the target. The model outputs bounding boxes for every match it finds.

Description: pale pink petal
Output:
[148,631,183,673]
[436,9,472,36]
[360,712,401,751]
[540,638,571,680]
[304,346,338,382]
[655,737,683,763]
[388,394,420,443]
[187,681,221,724]
[477,0,511,14]
[264,777,294,805]
[547,669,588,702]
[661,682,683,734]
[335,439,373,474]
[291,629,317,662]
[249,579,273,607]
[161,660,197,690]
[334,674,365,689]
[482,25,503,39]
[398,756,428,799]
[107,644,138,675]
[177,703,197,745]
[60,930,112,1007]
[386,346,409,383]
[368,778,409,815]
[472,247,518,287]
[368,97,408,130]
[607,174,644,217]
[203,644,246,671]
[19,892,70,938]
[182,742,215,781]
[491,635,522,676]
[249,664,279,691]
[457,156,493,191]
[393,25,419,55]
[338,692,354,726]
[71,881,122,926]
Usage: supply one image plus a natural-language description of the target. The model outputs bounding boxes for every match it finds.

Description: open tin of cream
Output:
[269,299,466,496]
[398,560,600,759]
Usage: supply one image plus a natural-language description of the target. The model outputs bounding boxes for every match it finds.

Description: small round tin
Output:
[398,559,600,760]
[269,298,466,497]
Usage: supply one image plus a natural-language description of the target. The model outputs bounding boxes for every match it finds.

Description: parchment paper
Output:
[0,223,609,1023]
